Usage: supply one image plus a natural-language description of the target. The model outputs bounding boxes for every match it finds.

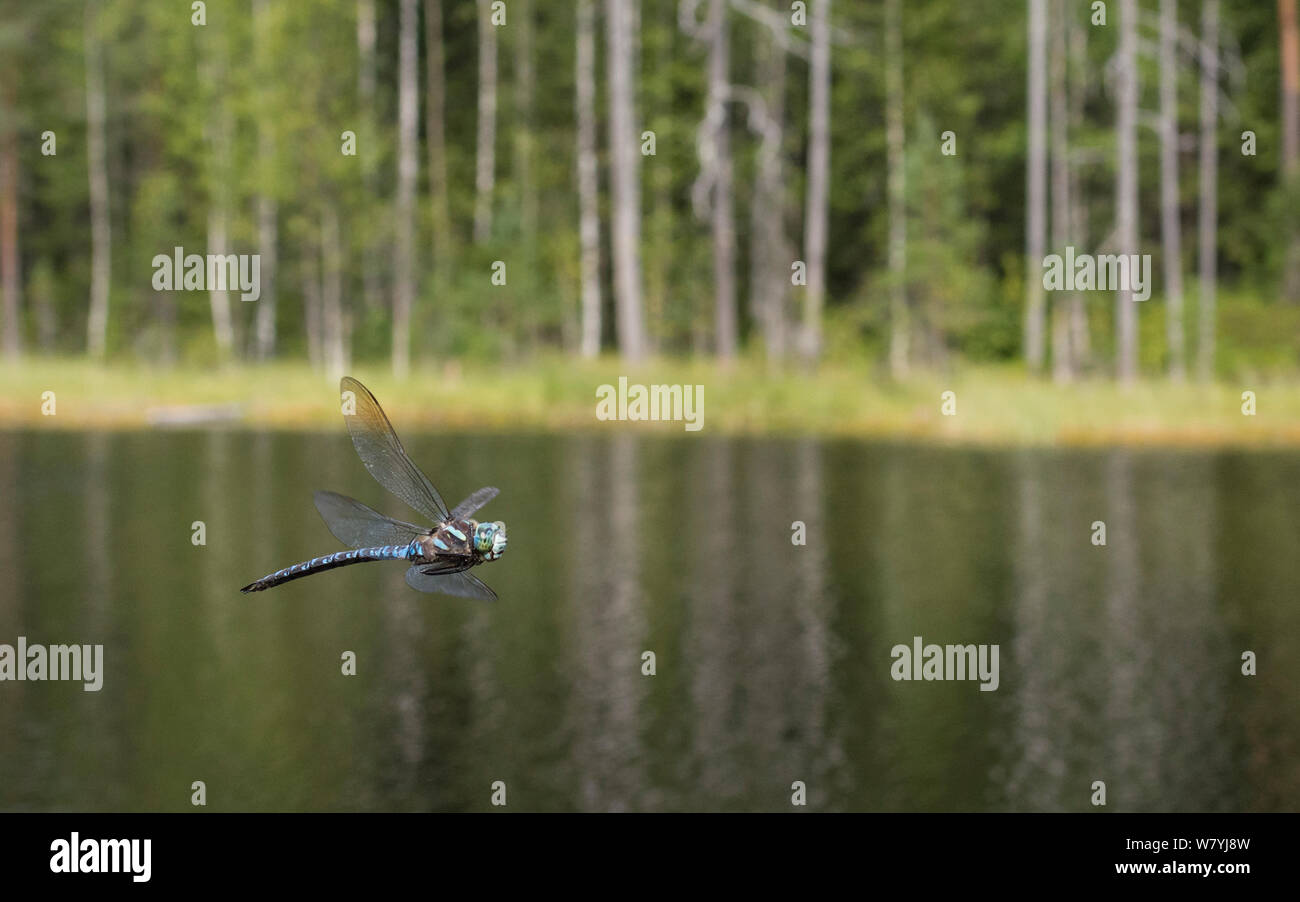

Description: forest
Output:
[0,0,1298,394]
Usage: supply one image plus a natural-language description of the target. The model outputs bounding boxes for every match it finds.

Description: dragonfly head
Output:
[473,521,508,561]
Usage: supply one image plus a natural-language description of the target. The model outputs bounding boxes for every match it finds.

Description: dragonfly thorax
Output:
[473,521,508,561]
[418,518,507,564]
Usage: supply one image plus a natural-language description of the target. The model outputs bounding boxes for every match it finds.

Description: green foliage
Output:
[902,112,1000,363]
[1,0,1297,380]
[1212,288,1300,380]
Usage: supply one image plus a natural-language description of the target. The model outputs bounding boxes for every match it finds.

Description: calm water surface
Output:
[0,430,1296,811]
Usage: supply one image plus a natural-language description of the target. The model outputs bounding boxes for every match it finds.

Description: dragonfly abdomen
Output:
[240,542,419,593]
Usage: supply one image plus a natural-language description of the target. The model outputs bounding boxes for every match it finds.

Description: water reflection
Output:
[567,434,646,811]
[0,431,1294,811]
[1004,450,1238,812]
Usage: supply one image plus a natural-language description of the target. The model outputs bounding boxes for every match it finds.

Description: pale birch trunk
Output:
[0,74,19,358]
[1160,0,1186,380]
[254,168,277,359]
[577,0,602,357]
[515,0,537,244]
[1197,0,1219,380]
[1115,0,1139,383]
[425,0,451,272]
[254,0,278,360]
[393,0,419,377]
[358,0,381,313]
[606,0,647,360]
[206,205,234,359]
[85,1,111,359]
[303,246,323,371]
[1050,0,1073,381]
[886,0,908,377]
[1025,0,1047,374]
[751,0,788,361]
[1280,0,1300,300]
[322,203,347,380]
[1068,10,1090,365]
[800,0,830,364]
[202,26,236,359]
[474,0,498,244]
[515,0,539,346]
[707,0,737,359]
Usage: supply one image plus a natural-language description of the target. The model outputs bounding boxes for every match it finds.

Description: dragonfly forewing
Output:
[340,376,450,524]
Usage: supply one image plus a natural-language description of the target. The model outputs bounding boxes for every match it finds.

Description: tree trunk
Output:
[303,245,323,371]
[33,263,55,351]
[1068,12,1091,366]
[425,0,451,273]
[515,0,539,348]
[1280,0,1300,300]
[751,0,788,361]
[707,0,737,360]
[1115,0,1139,383]
[202,38,235,358]
[800,0,830,364]
[393,0,418,377]
[0,71,19,358]
[885,0,908,378]
[576,0,602,358]
[254,0,278,360]
[206,205,235,359]
[643,5,671,358]
[474,0,498,244]
[1025,0,1047,375]
[1197,0,1219,380]
[1160,0,1186,380]
[515,0,537,245]
[85,0,111,359]
[606,0,647,360]
[1050,0,1072,382]
[358,0,381,313]
[322,203,347,380]
[254,178,277,360]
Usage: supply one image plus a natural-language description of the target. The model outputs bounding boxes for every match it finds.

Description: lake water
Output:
[0,430,1296,811]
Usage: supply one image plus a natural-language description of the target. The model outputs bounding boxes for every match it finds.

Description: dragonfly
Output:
[240,376,507,600]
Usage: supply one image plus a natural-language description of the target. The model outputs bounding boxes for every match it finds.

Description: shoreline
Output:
[1,358,1298,449]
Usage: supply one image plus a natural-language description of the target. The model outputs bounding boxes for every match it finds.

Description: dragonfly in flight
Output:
[240,376,507,599]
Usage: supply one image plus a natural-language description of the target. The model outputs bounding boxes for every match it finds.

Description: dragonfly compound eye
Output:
[474,522,498,554]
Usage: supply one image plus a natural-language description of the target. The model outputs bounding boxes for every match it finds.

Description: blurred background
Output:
[0,0,1297,384]
[0,1,1298,812]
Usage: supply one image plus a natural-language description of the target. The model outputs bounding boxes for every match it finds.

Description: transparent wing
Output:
[404,565,498,600]
[339,376,449,523]
[313,490,427,549]
[449,486,500,520]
